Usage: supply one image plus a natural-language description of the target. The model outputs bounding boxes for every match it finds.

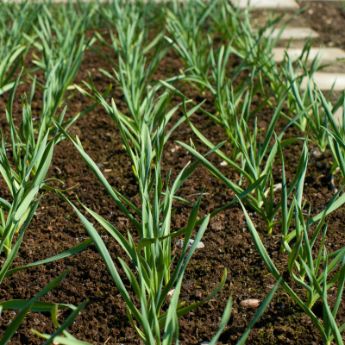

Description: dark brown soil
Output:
[0,28,344,345]
[300,1,345,49]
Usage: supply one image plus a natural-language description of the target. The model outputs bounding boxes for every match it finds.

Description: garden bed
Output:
[0,2,344,345]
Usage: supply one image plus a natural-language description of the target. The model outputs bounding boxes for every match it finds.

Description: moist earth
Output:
[0,29,344,345]
[301,1,345,49]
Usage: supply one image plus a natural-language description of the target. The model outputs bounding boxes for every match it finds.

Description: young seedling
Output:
[165,1,299,234]
[240,142,345,345]
[0,272,90,345]
[65,3,230,342]
[284,57,329,152]
[0,3,92,262]
[0,2,39,95]
[0,6,93,342]
[177,96,293,234]
[320,92,345,183]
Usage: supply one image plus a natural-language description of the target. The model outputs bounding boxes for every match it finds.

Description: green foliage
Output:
[0,2,39,95]
[0,1,343,345]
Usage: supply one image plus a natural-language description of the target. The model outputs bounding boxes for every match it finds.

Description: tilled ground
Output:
[300,0,345,49]
[0,27,344,345]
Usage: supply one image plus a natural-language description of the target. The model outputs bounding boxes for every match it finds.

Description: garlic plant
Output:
[0,2,39,95]
[241,142,345,345]
[66,3,228,343]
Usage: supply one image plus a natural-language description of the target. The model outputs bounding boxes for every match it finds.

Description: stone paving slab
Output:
[230,0,299,10]
[1,0,108,2]
[273,47,345,63]
[301,72,345,91]
[251,11,308,28]
[319,61,345,73]
[265,27,318,40]
[1,0,183,2]
[299,0,342,2]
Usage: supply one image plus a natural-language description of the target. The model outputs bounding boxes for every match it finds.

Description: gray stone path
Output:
[231,0,345,88]
[231,0,299,9]
[265,27,319,41]
[301,72,345,91]
[231,0,345,121]
[273,47,345,63]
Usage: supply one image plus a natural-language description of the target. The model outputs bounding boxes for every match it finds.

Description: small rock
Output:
[220,160,228,167]
[176,239,205,249]
[273,183,282,192]
[171,145,180,153]
[311,149,322,159]
[167,289,175,303]
[195,290,203,298]
[240,298,260,309]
